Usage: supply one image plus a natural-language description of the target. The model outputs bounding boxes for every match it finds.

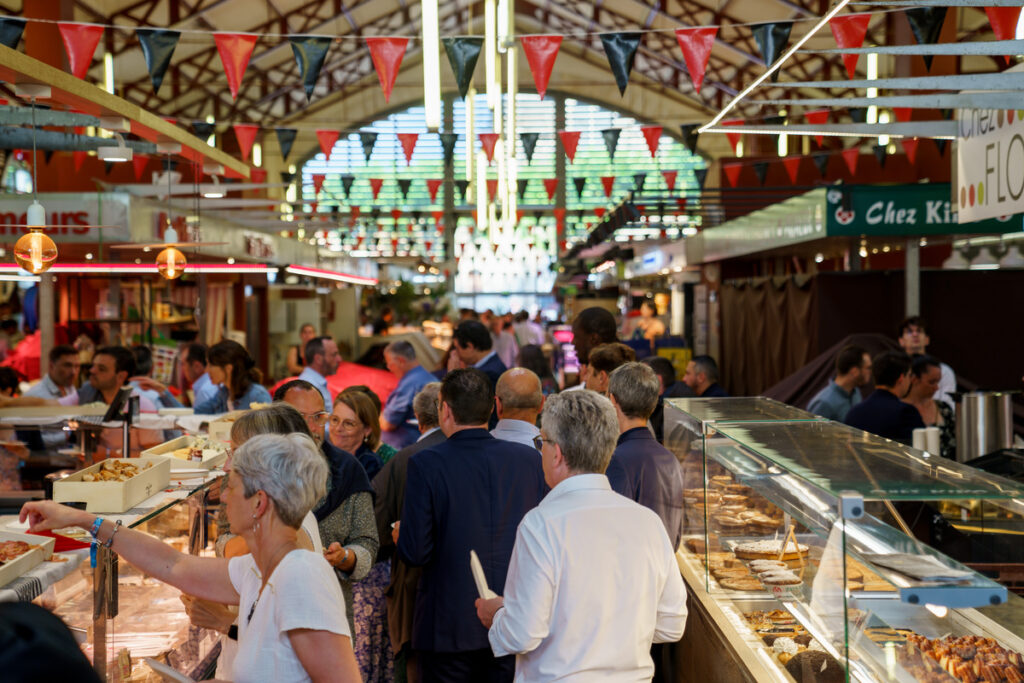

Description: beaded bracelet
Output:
[103,520,123,549]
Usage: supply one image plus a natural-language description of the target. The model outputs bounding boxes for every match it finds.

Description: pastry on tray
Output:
[734,539,809,561]
[785,649,845,683]
[718,576,764,591]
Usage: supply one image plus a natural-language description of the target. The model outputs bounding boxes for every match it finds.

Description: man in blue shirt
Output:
[806,345,871,421]
[380,340,435,449]
[180,343,219,408]
[491,368,543,449]
[845,350,925,444]
[298,336,340,410]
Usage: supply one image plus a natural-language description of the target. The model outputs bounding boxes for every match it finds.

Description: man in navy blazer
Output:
[845,350,924,444]
[397,368,546,683]
[451,320,506,428]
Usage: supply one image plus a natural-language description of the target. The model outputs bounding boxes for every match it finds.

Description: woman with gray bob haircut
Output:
[19,432,362,683]
[541,390,620,474]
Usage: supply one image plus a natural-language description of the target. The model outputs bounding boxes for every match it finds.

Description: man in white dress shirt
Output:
[298,336,340,410]
[475,390,688,682]
[490,368,544,450]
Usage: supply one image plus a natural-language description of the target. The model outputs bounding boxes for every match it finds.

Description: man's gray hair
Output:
[541,390,619,474]
[609,362,660,420]
[230,433,327,528]
[496,368,543,411]
[385,340,417,361]
[230,402,313,444]
[412,382,441,429]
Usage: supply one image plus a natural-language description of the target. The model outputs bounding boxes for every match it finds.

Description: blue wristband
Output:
[89,517,104,542]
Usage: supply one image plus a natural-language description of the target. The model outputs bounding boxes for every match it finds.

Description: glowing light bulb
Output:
[14,230,57,274]
[156,247,186,279]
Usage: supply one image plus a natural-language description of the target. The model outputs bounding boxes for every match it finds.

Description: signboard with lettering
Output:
[957,109,1024,223]
[825,184,1019,236]
[0,193,131,241]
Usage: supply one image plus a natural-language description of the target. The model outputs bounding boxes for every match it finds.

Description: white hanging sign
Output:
[0,193,131,241]
[957,109,1024,223]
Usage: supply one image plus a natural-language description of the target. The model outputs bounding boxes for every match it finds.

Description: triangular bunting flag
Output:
[479,133,500,163]
[192,121,215,140]
[487,179,498,201]
[366,37,408,102]
[281,172,296,184]
[680,124,700,155]
[782,156,801,184]
[233,123,259,162]
[132,154,148,182]
[600,32,642,95]
[906,7,947,70]
[722,119,743,153]
[0,18,26,50]
[694,167,708,188]
[341,174,355,198]
[103,160,116,175]
[804,109,830,146]
[454,179,470,201]
[252,168,267,183]
[73,150,88,172]
[829,14,871,79]
[986,7,1022,64]
[43,150,54,165]
[316,129,340,160]
[553,207,566,228]
[634,173,647,192]
[312,173,326,196]
[841,147,859,175]
[289,35,332,101]
[594,207,606,219]
[601,176,616,198]
[359,131,378,161]
[432,209,444,227]
[543,178,558,202]
[275,128,297,160]
[893,107,912,123]
[517,178,529,200]
[136,29,180,94]
[812,152,830,177]
[213,33,259,100]
[674,27,717,92]
[662,170,677,191]
[848,107,868,124]
[369,178,384,200]
[439,132,457,166]
[397,179,412,199]
[873,144,888,168]
[442,36,484,99]
[723,162,742,187]
[426,179,443,203]
[901,138,919,164]
[520,132,539,164]
[934,138,948,156]
[751,22,793,81]
[641,126,662,158]
[58,23,104,80]
[520,35,562,99]
[752,161,770,185]
[398,132,419,164]
[601,128,620,159]
[558,130,581,162]
[573,177,586,199]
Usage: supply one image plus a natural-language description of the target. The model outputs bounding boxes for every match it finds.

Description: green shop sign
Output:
[825,183,1021,237]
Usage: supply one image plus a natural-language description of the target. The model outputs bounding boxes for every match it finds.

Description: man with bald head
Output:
[491,368,545,450]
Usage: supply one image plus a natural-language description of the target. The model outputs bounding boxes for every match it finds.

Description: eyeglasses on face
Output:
[329,415,362,431]
[532,435,554,450]
[301,410,330,426]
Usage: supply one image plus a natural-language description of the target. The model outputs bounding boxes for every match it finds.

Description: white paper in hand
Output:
[144,658,194,683]
[470,549,498,600]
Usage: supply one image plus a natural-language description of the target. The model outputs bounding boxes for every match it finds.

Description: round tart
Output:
[760,570,803,586]
[718,577,764,591]
[734,540,810,560]
[749,560,788,572]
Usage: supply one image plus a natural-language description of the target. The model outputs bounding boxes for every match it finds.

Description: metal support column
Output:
[442,96,456,293]
[39,272,54,371]
[555,96,566,252]
[905,238,920,317]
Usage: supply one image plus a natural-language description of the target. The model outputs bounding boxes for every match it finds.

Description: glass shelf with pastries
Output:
[670,414,1024,683]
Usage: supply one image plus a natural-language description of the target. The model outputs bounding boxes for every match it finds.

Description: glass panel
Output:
[666,396,822,425]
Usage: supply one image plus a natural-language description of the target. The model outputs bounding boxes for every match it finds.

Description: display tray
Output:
[0,529,56,587]
[206,411,245,442]
[53,458,171,512]
[142,436,228,471]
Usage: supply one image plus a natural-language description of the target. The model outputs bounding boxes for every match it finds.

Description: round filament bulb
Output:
[13,229,57,274]
[156,247,186,279]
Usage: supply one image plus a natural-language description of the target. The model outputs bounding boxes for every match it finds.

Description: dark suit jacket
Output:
[475,353,507,428]
[372,427,447,652]
[397,428,546,653]
[606,427,685,550]
[700,383,729,397]
[844,388,925,444]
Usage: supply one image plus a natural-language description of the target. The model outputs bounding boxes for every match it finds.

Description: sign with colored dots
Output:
[958,109,1024,224]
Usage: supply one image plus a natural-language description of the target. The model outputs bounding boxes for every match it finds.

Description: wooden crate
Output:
[0,530,56,588]
[142,436,228,471]
[53,458,171,513]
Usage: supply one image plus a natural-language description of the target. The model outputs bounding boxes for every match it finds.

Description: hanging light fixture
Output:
[156,245,187,279]
[14,98,58,275]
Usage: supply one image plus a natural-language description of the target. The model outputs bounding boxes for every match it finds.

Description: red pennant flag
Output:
[558,130,581,162]
[841,147,859,175]
[660,229,668,239]
[132,155,149,182]
[369,178,384,199]
[486,179,498,201]
[543,178,558,202]
[782,156,802,184]
[398,132,418,164]
[425,240,433,251]
[986,7,1022,64]
[58,23,104,80]
[553,207,566,228]
[662,170,677,191]
[641,126,663,158]
[311,200,319,214]
[316,129,340,160]
[251,168,267,183]
[312,173,326,196]
[893,107,912,123]
[366,37,408,103]
[722,119,743,153]
[723,162,742,187]
[594,207,606,219]
[355,235,364,246]
[213,33,259,100]
[601,176,616,197]
[901,138,919,164]
[829,14,871,79]
[431,209,444,225]
[803,109,830,146]
[520,35,562,99]
[350,206,361,226]
[391,208,403,223]
[73,150,88,172]
[516,209,524,224]
[676,198,687,212]
[674,27,718,92]
[391,237,399,251]
[479,133,500,163]
[426,179,443,203]
[233,123,259,162]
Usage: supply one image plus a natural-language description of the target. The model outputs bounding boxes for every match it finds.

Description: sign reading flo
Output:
[957,109,1024,223]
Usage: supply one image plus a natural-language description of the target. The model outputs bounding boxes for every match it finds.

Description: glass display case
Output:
[667,404,1024,683]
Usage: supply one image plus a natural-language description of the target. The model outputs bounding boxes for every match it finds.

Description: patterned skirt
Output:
[353,560,395,682]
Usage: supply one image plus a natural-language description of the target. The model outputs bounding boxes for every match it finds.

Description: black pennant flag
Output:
[634,173,647,192]
[281,171,296,184]
[275,128,297,160]
[812,152,830,177]
[848,107,868,124]
[289,36,332,101]
[906,7,947,70]
[601,128,621,160]
[104,161,116,175]
[136,29,180,94]
[573,177,586,199]
[600,32,642,96]
[517,178,529,200]
[752,161,770,185]
[762,115,785,126]
[192,121,215,140]
[520,132,539,164]
[43,150,54,165]
[873,144,888,168]
[680,124,700,155]
[370,208,381,222]
[439,133,458,166]
[751,22,793,81]
[340,174,355,198]
[397,178,412,199]
[0,18,26,49]
[694,167,708,188]
[934,138,948,156]
[442,37,484,99]
[359,131,378,161]
[454,179,470,201]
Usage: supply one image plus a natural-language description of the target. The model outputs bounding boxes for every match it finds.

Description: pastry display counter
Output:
[666,401,1024,683]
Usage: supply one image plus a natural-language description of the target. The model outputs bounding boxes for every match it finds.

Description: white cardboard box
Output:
[0,530,56,588]
[142,436,228,471]
[53,458,171,513]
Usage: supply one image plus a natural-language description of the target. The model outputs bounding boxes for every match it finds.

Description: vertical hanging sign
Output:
[957,109,1024,223]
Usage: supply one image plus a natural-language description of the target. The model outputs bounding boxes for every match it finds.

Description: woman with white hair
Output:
[20,433,361,683]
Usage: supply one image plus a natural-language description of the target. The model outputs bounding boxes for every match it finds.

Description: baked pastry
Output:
[773,637,800,665]
[749,560,788,572]
[760,570,802,586]
[718,577,764,591]
[784,650,844,683]
[734,540,809,560]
